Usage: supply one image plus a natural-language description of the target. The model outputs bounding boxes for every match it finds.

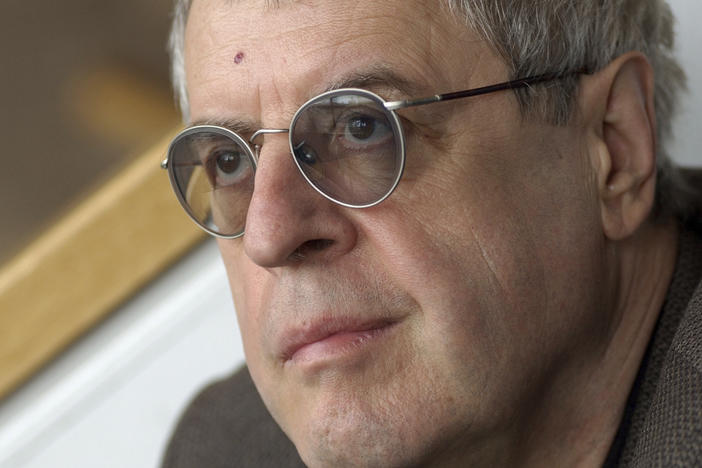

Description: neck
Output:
[522,219,679,468]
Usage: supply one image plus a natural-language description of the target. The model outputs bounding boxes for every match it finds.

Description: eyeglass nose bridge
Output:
[249,128,289,161]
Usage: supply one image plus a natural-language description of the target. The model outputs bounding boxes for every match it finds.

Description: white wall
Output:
[0,241,241,468]
[668,0,702,167]
[0,2,700,468]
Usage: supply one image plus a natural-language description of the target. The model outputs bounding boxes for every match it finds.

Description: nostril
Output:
[289,239,334,261]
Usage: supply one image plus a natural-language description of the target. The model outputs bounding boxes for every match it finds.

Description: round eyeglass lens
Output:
[290,90,404,207]
[168,127,256,237]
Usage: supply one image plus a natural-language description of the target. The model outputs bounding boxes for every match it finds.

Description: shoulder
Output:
[161,367,305,468]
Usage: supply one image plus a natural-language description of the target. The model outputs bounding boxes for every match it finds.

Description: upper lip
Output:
[278,316,398,362]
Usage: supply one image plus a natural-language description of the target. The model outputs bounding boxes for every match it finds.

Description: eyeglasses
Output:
[162,71,579,238]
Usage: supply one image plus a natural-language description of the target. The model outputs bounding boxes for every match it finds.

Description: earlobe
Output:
[585,53,657,241]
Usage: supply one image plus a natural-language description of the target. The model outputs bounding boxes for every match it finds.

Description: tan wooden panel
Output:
[0,131,206,399]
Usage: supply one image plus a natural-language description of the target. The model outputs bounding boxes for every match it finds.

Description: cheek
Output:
[359,199,519,366]
[361,136,600,380]
[351,200,556,437]
[373,163,552,315]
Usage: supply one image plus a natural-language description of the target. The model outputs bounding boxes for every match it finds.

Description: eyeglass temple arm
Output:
[384,70,587,112]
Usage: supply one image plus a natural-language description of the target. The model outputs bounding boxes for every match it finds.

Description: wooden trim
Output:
[0,130,206,399]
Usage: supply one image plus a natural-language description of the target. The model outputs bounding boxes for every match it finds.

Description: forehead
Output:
[184,0,496,123]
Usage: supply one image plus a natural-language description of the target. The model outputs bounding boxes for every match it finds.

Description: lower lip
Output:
[288,324,395,367]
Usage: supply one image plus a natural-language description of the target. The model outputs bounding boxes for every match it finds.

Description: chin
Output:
[295,415,422,468]
[283,380,470,468]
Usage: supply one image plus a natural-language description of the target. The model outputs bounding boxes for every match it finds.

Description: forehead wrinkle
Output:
[188,0,476,130]
[191,65,422,134]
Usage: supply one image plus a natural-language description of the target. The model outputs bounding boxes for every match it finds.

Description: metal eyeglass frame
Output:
[162,70,583,239]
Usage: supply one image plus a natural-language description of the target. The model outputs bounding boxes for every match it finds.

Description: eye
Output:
[216,151,240,174]
[342,113,392,147]
[208,149,250,187]
[294,141,318,165]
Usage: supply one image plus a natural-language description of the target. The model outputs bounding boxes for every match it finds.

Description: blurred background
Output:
[0,2,232,467]
[0,1,700,467]
[0,0,177,264]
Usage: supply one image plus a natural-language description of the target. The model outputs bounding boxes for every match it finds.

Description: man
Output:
[161,0,702,466]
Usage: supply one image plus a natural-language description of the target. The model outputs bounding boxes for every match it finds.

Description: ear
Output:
[581,53,657,241]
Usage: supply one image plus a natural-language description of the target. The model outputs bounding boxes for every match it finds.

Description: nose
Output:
[243,136,357,267]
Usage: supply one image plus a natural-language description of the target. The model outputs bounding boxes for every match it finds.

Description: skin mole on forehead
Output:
[234,52,245,64]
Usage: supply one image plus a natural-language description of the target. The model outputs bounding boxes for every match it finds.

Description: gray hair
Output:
[168,0,697,220]
[168,0,190,119]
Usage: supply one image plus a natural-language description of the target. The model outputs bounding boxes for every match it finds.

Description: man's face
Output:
[186,0,608,465]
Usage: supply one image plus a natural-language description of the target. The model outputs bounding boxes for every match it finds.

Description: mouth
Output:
[280,317,400,367]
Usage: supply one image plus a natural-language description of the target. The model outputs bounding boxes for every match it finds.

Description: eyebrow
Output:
[190,116,260,135]
[190,65,425,133]
[320,65,425,97]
